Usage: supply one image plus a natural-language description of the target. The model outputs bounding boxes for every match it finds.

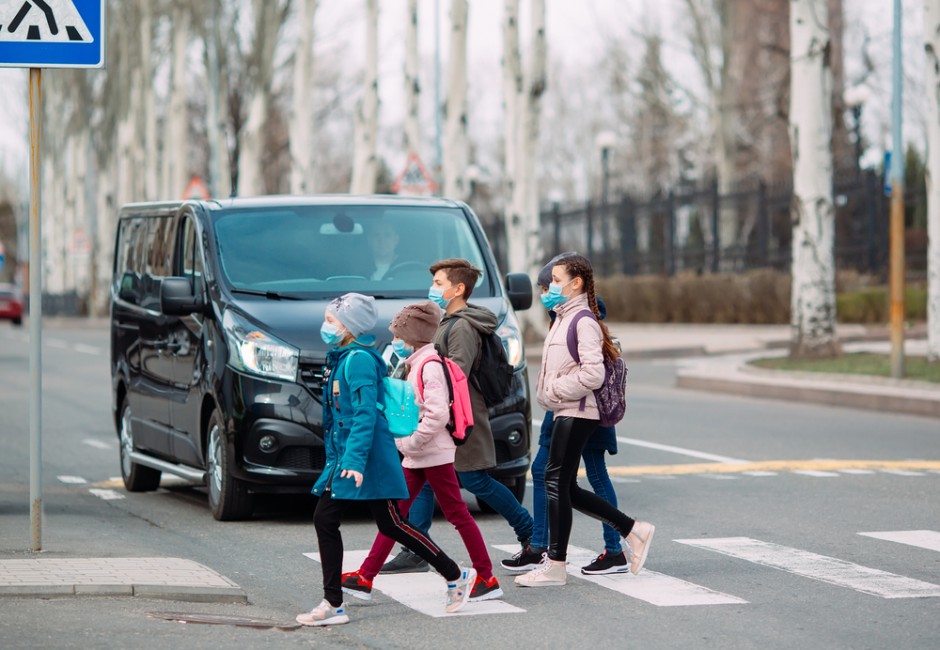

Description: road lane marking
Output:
[88,488,125,501]
[859,531,940,553]
[494,544,746,607]
[615,436,748,464]
[303,550,524,617]
[792,470,840,477]
[879,469,926,476]
[675,537,940,599]
[603,460,940,477]
[742,471,778,477]
[698,474,738,480]
[82,438,113,450]
[838,469,876,475]
[57,475,87,484]
[610,477,642,483]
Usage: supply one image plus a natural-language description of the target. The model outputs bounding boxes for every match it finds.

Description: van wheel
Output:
[206,408,253,521]
[119,401,161,492]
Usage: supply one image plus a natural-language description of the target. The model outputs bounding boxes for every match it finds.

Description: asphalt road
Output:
[1,322,938,650]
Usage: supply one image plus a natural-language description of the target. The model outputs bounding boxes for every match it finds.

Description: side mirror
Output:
[505,273,533,311]
[119,272,140,304]
[161,276,204,316]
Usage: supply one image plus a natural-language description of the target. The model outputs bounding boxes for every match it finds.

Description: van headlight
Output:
[497,312,525,370]
[223,310,299,382]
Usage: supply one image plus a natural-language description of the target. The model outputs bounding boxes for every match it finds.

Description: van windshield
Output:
[211,205,496,298]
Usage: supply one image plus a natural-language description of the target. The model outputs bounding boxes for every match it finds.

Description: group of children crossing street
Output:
[295,254,654,627]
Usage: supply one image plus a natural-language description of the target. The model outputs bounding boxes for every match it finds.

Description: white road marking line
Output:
[88,488,125,501]
[57,475,87,485]
[304,550,524,617]
[73,343,102,355]
[644,475,677,480]
[532,419,747,464]
[838,469,876,475]
[494,544,746,607]
[675,537,940,599]
[742,471,778,477]
[698,474,738,480]
[792,470,840,477]
[610,477,642,484]
[859,531,940,553]
[82,438,113,450]
[879,469,926,477]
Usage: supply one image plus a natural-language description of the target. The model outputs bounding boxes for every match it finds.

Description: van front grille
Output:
[299,363,327,394]
[277,446,326,471]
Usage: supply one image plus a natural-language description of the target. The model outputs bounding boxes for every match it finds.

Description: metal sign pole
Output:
[29,67,43,552]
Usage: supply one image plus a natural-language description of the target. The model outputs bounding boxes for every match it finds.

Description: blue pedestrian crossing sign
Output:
[0,0,104,68]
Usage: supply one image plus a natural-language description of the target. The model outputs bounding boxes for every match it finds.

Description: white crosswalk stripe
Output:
[859,530,940,553]
[791,470,840,477]
[838,469,876,475]
[742,471,778,476]
[879,469,926,476]
[57,475,87,484]
[494,544,746,607]
[675,537,940,599]
[303,550,524,617]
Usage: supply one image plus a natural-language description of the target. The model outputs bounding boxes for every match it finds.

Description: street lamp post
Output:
[844,85,870,180]
[595,131,617,275]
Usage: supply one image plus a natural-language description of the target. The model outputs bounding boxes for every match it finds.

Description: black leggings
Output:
[314,490,461,606]
[545,416,635,562]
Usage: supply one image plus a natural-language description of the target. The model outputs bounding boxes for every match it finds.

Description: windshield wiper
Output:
[230,288,305,301]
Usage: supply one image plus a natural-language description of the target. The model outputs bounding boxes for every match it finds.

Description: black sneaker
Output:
[580,550,629,575]
[500,545,546,572]
[379,548,430,574]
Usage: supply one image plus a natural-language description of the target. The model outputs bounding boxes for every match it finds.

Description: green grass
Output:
[750,353,940,383]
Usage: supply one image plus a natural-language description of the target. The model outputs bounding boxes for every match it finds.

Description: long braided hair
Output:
[556,255,619,362]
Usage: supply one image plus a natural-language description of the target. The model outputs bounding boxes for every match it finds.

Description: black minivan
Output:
[110,196,533,520]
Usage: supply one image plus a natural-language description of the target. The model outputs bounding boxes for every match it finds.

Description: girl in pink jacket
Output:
[516,254,655,588]
[341,302,501,603]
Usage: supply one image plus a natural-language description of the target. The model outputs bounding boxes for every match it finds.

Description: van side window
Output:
[180,217,204,295]
[139,216,175,311]
[115,218,146,303]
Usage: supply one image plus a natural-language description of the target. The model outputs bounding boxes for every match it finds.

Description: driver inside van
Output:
[367,221,401,280]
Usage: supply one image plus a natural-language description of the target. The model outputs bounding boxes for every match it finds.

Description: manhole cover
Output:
[147,612,300,630]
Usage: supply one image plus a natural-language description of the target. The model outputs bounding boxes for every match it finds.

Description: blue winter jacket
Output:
[311,340,409,501]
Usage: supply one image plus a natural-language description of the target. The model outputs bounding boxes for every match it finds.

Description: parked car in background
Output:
[0,284,23,326]
[110,196,533,520]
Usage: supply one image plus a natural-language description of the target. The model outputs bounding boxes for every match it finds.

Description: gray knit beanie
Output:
[389,301,442,346]
[327,293,378,338]
[537,251,579,288]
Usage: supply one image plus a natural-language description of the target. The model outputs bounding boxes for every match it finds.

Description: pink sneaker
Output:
[295,600,349,626]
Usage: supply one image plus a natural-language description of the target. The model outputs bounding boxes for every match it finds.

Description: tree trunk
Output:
[521,0,546,275]
[788,0,839,358]
[351,0,379,194]
[502,0,522,268]
[290,0,318,194]
[926,0,940,361]
[443,0,469,200]
[162,0,190,200]
[205,1,232,199]
[140,1,158,200]
[403,0,422,158]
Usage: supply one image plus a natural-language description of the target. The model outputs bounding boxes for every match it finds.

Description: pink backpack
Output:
[414,345,474,445]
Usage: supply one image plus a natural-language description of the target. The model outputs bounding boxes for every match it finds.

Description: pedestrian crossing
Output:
[302,530,940,618]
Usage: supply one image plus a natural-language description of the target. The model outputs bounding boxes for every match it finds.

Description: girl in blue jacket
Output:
[296,293,475,626]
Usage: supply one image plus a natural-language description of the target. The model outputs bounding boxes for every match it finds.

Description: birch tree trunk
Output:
[140,1,158,200]
[238,0,286,197]
[925,0,940,361]
[502,0,523,266]
[350,0,379,194]
[163,0,190,199]
[290,0,318,194]
[788,0,839,358]
[443,0,469,200]
[205,1,232,199]
[521,0,546,274]
[403,0,422,157]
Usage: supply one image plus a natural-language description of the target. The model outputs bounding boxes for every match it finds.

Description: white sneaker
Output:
[626,521,655,575]
[514,554,567,587]
[445,567,477,614]
[295,599,349,627]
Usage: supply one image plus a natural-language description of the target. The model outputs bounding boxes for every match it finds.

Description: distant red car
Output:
[0,284,24,326]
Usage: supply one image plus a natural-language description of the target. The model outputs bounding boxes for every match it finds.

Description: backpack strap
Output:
[414,347,457,434]
[342,348,385,409]
[442,315,482,373]
[565,309,596,412]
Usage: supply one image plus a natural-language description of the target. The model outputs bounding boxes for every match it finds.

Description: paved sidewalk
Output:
[0,557,246,603]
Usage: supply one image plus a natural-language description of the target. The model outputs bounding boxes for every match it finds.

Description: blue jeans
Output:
[531,444,622,554]
[408,470,533,543]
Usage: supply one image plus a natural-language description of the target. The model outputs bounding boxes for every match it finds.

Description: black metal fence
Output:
[483,170,928,279]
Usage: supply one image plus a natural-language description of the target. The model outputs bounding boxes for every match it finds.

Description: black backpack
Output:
[444,317,514,407]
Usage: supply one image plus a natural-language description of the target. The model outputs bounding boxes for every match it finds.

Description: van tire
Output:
[119,401,162,492]
[206,408,253,521]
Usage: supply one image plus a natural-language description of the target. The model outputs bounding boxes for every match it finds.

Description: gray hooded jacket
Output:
[432,303,498,472]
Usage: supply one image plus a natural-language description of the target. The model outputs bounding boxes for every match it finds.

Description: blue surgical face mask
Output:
[320,322,345,346]
[428,286,452,309]
[541,280,573,310]
[391,339,413,359]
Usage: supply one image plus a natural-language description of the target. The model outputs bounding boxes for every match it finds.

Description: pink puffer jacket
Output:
[395,343,457,468]
[536,293,605,420]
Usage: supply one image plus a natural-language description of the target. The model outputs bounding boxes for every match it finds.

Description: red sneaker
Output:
[468,575,503,602]
[340,571,373,601]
